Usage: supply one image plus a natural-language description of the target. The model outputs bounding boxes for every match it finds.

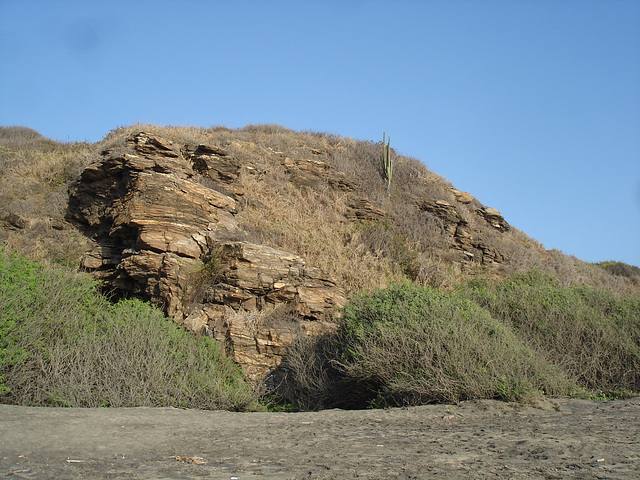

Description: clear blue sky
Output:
[1,0,639,267]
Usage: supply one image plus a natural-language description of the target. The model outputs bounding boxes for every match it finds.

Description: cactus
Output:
[381,132,393,192]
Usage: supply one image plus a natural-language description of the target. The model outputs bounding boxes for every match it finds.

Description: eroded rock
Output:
[283,156,356,191]
[182,144,242,184]
[68,132,345,380]
[420,199,508,265]
[450,188,474,204]
[346,197,386,221]
[420,200,461,235]
[202,241,345,320]
[477,206,510,232]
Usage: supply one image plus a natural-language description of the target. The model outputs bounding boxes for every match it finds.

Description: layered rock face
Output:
[68,132,345,380]
[419,194,510,265]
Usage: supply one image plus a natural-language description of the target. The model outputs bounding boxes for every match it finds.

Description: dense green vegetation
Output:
[596,260,640,285]
[7,255,631,412]
[464,270,640,394]
[0,250,261,410]
[279,277,639,410]
[338,284,574,404]
[4,252,635,411]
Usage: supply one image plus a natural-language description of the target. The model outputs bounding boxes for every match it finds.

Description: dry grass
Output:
[0,126,59,150]
[276,333,346,411]
[3,122,637,295]
[0,127,94,265]
[236,166,402,293]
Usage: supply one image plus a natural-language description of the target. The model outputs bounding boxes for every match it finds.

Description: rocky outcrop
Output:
[65,130,518,378]
[199,241,345,319]
[345,197,386,221]
[420,200,462,236]
[68,132,345,380]
[450,188,474,204]
[477,206,510,232]
[182,240,344,380]
[419,199,508,265]
[282,157,355,191]
[182,143,245,198]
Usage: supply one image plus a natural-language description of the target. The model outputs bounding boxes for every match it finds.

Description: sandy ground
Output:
[1,397,639,479]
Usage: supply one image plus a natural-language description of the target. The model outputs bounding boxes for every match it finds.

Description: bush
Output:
[465,269,640,394]
[596,260,640,284]
[338,283,573,406]
[279,283,573,409]
[276,333,347,411]
[0,250,261,410]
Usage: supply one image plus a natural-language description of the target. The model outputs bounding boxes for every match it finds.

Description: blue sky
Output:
[1,0,639,267]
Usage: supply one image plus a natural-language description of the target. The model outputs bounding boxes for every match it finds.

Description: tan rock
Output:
[420,199,462,235]
[68,131,346,380]
[215,241,346,320]
[126,172,238,258]
[450,188,474,204]
[183,144,242,184]
[182,310,211,336]
[346,197,386,221]
[284,156,356,191]
[477,207,510,232]
[80,252,103,270]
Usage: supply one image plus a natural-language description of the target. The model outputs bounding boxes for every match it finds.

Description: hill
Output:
[3,124,637,288]
[1,124,638,409]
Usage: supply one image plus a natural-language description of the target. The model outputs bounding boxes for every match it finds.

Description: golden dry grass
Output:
[0,123,637,294]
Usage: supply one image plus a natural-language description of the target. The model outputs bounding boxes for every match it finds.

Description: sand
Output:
[1,397,639,479]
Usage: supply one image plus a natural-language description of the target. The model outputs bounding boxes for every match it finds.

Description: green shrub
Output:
[596,260,640,284]
[337,283,573,406]
[465,269,640,394]
[280,283,573,409]
[0,250,261,410]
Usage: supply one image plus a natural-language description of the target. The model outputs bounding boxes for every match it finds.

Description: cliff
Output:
[61,128,538,379]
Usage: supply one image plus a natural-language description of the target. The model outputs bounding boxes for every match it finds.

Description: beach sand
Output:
[1,397,639,479]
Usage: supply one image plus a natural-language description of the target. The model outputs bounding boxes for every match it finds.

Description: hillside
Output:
[3,124,637,290]
[1,124,639,409]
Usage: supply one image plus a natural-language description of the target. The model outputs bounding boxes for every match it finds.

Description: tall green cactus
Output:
[381,132,393,192]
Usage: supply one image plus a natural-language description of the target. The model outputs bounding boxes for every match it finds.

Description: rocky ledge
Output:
[419,199,509,265]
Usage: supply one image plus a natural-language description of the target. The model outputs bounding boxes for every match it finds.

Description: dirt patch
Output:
[1,397,639,479]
